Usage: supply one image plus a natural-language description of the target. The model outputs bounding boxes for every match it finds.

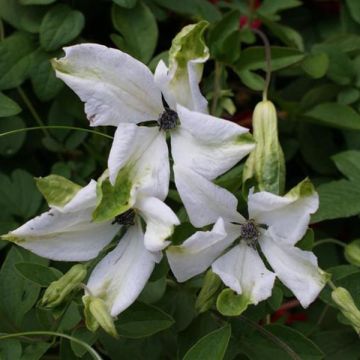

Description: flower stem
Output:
[210,61,222,116]
[0,331,103,360]
[313,238,345,248]
[0,126,113,140]
[251,28,272,101]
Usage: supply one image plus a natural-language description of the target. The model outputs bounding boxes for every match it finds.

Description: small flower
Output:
[167,179,328,310]
[52,23,255,228]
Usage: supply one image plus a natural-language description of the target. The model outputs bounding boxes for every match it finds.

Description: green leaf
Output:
[346,0,360,24]
[305,103,360,130]
[216,289,251,316]
[40,4,85,51]
[195,270,222,314]
[0,116,26,156]
[112,1,158,63]
[0,93,21,117]
[0,169,42,219]
[20,342,51,360]
[70,328,97,357]
[93,170,132,222]
[0,32,36,90]
[0,339,22,360]
[20,0,56,4]
[302,52,329,79]
[112,0,137,8]
[31,58,64,101]
[258,0,301,15]
[15,262,63,287]
[183,325,231,360]
[337,87,360,105]
[332,150,360,181]
[267,286,283,311]
[116,302,175,338]
[36,174,82,208]
[0,0,47,33]
[235,69,265,91]
[345,239,360,267]
[242,324,323,360]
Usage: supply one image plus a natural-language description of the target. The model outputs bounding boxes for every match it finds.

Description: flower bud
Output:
[344,239,360,267]
[195,269,222,314]
[331,287,360,334]
[83,295,118,338]
[41,264,87,308]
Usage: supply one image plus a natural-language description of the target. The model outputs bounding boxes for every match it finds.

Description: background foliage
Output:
[1,0,360,359]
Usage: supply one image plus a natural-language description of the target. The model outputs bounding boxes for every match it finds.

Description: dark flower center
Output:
[158,94,179,131]
[112,209,135,226]
[240,219,261,248]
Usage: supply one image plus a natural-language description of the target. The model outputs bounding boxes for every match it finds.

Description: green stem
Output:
[327,279,337,291]
[0,126,113,140]
[313,238,345,249]
[240,316,302,360]
[16,87,49,136]
[0,19,4,41]
[0,331,103,360]
[210,61,222,116]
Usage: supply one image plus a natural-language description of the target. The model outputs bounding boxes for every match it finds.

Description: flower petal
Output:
[136,196,180,252]
[172,105,255,180]
[53,44,162,126]
[260,234,327,308]
[7,209,119,261]
[173,165,242,227]
[212,242,275,304]
[108,124,169,200]
[167,218,239,282]
[86,223,161,317]
[248,179,319,245]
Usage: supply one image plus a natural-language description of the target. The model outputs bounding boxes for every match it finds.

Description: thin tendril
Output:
[0,331,103,360]
[0,126,113,140]
[251,28,272,101]
[313,238,346,248]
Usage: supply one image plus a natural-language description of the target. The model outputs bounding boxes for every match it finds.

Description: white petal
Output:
[57,179,97,212]
[171,105,255,180]
[108,125,169,200]
[53,44,162,126]
[166,218,239,282]
[86,223,161,316]
[248,182,319,245]
[173,165,242,227]
[260,234,327,308]
[154,60,208,113]
[136,196,180,252]
[9,208,119,261]
[212,242,275,304]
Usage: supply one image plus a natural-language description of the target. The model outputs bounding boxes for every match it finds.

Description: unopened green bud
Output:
[243,100,285,195]
[195,269,222,314]
[41,264,87,308]
[331,287,360,334]
[344,239,360,267]
[83,295,118,338]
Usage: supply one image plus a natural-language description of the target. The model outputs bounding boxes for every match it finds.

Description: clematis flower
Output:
[167,179,328,310]
[3,173,179,335]
[52,23,255,227]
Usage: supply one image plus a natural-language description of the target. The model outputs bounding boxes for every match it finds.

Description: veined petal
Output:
[212,242,275,304]
[136,196,180,252]
[86,223,161,317]
[53,44,163,126]
[108,124,169,200]
[167,218,239,282]
[6,209,119,261]
[172,105,255,180]
[260,234,327,308]
[248,179,319,245]
[173,165,242,227]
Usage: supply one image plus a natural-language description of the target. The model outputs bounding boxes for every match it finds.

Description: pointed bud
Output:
[82,295,118,338]
[243,100,285,195]
[41,264,87,308]
[344,239,360,267]
[331,287,360,334]
[195,269,222,314]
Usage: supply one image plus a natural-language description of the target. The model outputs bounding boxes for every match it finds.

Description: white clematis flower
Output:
[167,179,328,309]
[3,176,179,328]
[53,42,254,227]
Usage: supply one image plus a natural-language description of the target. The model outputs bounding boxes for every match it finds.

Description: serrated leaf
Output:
[0,93,21,117]
[40,4,85,51]
[112,2,158,63]
[183,325,231,360]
